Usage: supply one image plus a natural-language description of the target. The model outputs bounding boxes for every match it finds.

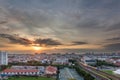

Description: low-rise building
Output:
[1,66,45,76]
[1,69,39,76]
[45,66,57,75]
[52,58,68,65]
[81,56,96,65]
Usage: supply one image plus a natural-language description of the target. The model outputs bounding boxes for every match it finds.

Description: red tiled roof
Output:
[3,69,38,73]
[115,62,120,66]
[46,66,57,73]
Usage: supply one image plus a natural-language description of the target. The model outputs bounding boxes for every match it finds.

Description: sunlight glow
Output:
[33,46,42,51]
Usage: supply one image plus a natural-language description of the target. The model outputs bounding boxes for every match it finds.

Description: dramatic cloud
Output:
[34,38,62,46]
[0,34,32,46]
[0,0,120,52]
[0,34,62,47]
[72,41,88,45]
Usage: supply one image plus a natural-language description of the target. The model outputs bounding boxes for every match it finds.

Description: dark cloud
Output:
[106,37,120,41]
[72,41,88,45]
[0,34,63,47]
[34,38,62,46]
[0,21,8,24]
[0,34,32,46]
[104,43,120,51]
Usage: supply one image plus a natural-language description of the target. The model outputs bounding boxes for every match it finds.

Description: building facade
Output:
[1,69,40,76]
[0,51,8,65]
[81,56,96,65]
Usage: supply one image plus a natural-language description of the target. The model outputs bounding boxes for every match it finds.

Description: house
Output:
[45,66,57,75]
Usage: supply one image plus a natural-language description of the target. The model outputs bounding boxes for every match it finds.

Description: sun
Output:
[33,46,42,51]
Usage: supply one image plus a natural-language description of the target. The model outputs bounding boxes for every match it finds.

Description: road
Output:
[77,60,120,80]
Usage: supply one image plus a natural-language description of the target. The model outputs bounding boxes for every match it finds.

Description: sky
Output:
[0,0,120,53]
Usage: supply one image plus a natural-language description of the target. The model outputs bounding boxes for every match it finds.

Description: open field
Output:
[102,70,113,75]
[7,76,55,80]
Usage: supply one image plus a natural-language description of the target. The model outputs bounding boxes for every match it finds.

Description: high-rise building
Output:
[0,51,8,65]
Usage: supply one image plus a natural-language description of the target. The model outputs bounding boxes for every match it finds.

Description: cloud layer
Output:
[72,41,88,45]
[0,34,32,46]
[34,38,62,46]
[0,0,120,52]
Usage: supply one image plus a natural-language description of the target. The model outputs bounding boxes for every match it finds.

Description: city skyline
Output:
[0,0,120,53]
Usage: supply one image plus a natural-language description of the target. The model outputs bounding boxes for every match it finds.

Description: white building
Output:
[81,56,96,65]
[0,51,8,65]
[53,58,68,65]
[113,69,120,75]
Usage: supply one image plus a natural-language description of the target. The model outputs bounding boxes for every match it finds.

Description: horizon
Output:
[0,0,120,53]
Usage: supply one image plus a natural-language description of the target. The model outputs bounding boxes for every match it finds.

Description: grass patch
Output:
[7,76,55,80]
[102,70,113,74]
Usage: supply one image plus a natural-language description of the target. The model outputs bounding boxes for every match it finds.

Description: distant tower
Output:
[0,51,8,65]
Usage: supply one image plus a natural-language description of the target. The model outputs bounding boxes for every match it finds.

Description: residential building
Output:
[45,66,57,75]
[81,56,96,65]
[1,66,45,76]
[0,51,8,65]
